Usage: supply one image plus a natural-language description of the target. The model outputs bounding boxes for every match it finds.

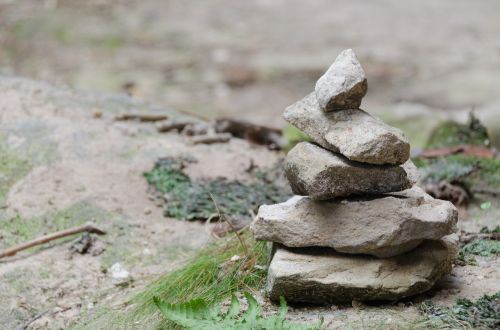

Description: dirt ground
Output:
[0,76,499,330]
[0,1,499,329]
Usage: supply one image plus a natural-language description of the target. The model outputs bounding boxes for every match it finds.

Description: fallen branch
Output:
[460,232,500,245]
[0,222,106,259]
[191,133,232,145]
[471,187,500,196]
[156,120,192,133]
[419,145,497,159]
[214,118,285,149]
[115,112,168,122]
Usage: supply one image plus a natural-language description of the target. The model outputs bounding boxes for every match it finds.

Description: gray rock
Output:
[252,186,457,257]
[267,234,458,304]
[315,49,367,111]
[284,93,410,165]
[284,142,416,199]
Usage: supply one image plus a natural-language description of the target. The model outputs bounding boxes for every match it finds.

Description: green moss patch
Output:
[462,239,500,258]
[415,155,500,190]
[282,124,312,152]
[144,158,291,221]
[427,113,490,149]
[420,292,500,329]
[0,138,31,204]
[0,124,58,204]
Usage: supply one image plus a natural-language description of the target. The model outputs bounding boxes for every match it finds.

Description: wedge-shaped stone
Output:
[267,234,458,304]
[252,186,457,258]
[284,142,416,200]
[315,49,367,111]
[284,93,410,165]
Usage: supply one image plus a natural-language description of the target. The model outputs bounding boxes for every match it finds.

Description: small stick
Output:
[156,120,192,133]
[460,232,500,245]
[0,222,106,259]
[191,133,232,145]
[115,113,168,122]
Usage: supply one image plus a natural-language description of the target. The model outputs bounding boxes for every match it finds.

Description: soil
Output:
[0,1,499,329]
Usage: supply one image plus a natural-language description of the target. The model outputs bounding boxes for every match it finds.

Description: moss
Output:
[462,239,500,257]
[0,124,59,204]
[0,139,32,204]
[91,35,126,50]
[426,113,490,149]
[281,125,312,152]
[144,158,291,221]
[420,292,500,329]
[414,155,500,190]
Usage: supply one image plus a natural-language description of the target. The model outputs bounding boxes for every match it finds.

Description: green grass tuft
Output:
[78,232,270,329]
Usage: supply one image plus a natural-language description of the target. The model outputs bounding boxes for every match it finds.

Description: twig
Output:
[115,112,168,122]
[460,232,500,245]
[471,187,500,196]
[208,193,249,256]
[156,120,192,133]
[0,222,106,259]
[419,144,496,159]
[191,133,232,145]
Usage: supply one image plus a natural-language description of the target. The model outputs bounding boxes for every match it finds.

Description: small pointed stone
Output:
[251,186,457,258]
[284,93,410,165]
[315,49,367,111]
[284,142,416,200]
[267,234,459,304]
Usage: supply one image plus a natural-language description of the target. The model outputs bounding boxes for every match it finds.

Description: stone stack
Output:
[251,49,459,304]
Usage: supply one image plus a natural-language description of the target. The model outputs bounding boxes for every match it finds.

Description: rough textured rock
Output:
[284,93,410,165]
[267,234,459,304]
[315,49,367,111]
[252,186,457,257]
[284,142,416,200]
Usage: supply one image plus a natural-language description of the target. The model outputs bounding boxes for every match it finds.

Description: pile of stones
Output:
[251,49,459,304]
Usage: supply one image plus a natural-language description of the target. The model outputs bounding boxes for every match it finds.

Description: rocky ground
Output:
[0,1,499,329]
[0,76,498,330]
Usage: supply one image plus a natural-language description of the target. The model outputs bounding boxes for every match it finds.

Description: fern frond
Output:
[154,292,323,330]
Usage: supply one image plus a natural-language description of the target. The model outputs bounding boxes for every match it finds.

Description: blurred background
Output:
[1,0,499,148]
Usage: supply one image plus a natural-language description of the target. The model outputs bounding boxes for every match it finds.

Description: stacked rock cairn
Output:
[251,49,459,304]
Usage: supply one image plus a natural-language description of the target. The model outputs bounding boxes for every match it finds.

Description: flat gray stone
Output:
[315,49,367,111]
[252,186,457,258]
[284,142,416,200]
[284,93,410,165]
[267,234,458,304]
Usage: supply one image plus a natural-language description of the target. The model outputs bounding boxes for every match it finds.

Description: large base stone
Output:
[267,234,458,304]
[283,93,410,165]
[285,142,417,200]
[252,186,457,258]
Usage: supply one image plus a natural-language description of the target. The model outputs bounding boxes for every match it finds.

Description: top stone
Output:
[315,49,367,111]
